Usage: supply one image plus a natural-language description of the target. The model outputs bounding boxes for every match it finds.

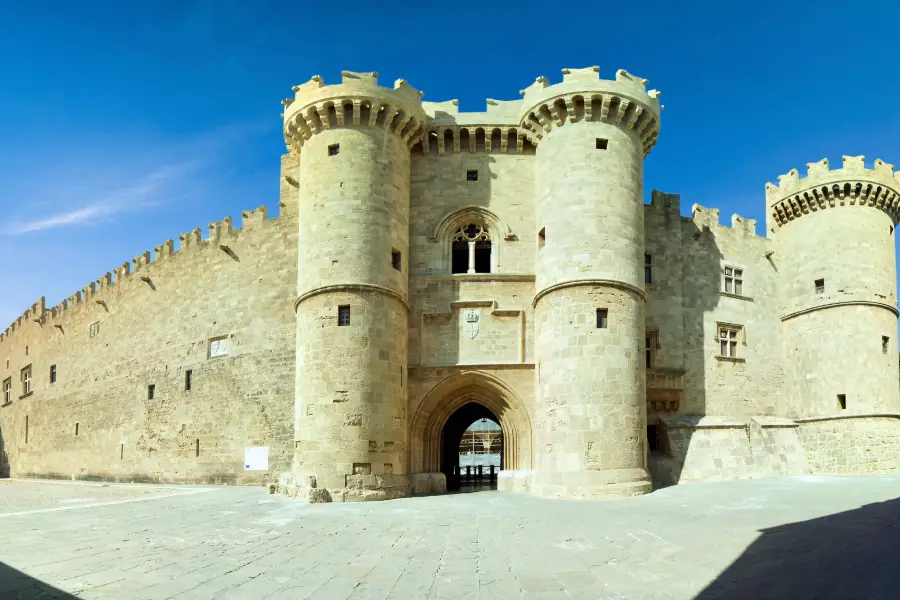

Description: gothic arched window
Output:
[451,224,492,274]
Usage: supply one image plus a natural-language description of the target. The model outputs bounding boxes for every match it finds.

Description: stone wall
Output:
[652,415,809,486]
[796,414,900,474]
[0,203,299,485]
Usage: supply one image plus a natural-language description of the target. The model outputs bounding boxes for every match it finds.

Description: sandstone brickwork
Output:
[3,66,900,501]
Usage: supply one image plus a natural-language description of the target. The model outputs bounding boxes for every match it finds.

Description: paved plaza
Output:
[0,475,899,599]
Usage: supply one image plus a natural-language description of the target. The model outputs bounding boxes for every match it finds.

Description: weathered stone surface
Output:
[1,69,900,501]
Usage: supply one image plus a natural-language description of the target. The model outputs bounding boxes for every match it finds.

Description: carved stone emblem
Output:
[464,309,480,339]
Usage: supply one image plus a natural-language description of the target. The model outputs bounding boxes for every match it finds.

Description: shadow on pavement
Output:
[695,497,900,600]
[0,562,79,599]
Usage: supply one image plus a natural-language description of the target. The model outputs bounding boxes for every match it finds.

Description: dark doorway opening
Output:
[440,402,502,492]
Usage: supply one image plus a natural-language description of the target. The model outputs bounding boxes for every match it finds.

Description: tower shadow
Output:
[0,562,81,599]
[695,496,900,600]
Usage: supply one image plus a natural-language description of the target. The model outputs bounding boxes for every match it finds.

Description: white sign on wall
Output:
[244,446,269,471]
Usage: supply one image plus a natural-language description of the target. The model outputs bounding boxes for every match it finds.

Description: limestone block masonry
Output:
[3,66,900,501]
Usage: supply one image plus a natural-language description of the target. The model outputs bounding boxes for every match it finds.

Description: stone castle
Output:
[2,66,900,502]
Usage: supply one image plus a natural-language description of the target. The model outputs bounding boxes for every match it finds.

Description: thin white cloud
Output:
[2,160,202,235]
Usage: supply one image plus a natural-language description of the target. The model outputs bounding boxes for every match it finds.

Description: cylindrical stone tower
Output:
[767,156,900,417]
[519,67,661,499]
[282,71,426,502]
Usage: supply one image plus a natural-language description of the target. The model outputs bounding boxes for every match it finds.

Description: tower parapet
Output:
[766,156,900,229]
[283,71,426,156]
[517,66,661,156]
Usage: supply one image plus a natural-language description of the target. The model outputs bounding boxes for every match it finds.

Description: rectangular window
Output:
[815,278,825,294]
[147,384,155,400]
[718,326,741,358]
[724,266,743,295]
[645,254,653,284]
[466,170,478,181]
[209,337,229,358]
[883,336,890,354]
[2,378,10,404]
[89,321,100,337]
[391,250,401,271]
[837,394,846,410]
[596,309,608,329]
[538,227,545,249]
[21,366,31,395]
[645,330,658,368]
[75,423,79,436]
[328,143,340,156]
[185,370,193,391]
[596,138,608,150]
[338,305,351,326]
[49,364,56,384]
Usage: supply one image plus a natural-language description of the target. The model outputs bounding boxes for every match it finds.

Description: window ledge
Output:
[719,292,753,302]
[19,391,33,399]
[715,356,746,364]
[1,401,10,408]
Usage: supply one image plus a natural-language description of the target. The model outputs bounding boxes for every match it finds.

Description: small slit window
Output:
[645,254,653,284]
[466,170,478,181]
[647,424,659,451]
[538,227,545,249]
[391,250,401,271]
[328,144,340,156]
[815,279,825,294]
[49,364,56,384]
[596,309,608,329]
[338,305,350,326]
[596,138,608,150]
[837,394,846,410]
[147,384,155,400]
[185,370,193,391]
[883,336,890,354]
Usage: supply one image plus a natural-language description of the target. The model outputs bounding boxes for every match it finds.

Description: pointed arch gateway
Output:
[409,370,533,490]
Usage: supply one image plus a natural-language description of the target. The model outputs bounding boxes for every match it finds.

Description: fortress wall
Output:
[408,152,536,369]
[677,206,783,417]
[409,152,535,276]
[0,205,298,484]
[643,193,686,378]
[796,415,900,474]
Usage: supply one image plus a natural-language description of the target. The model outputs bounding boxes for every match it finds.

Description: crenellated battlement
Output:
[517,66,662,155]
[766,156,900,228]
[685,203,761,238]
[0,204,288,341]
[283,70,428,156]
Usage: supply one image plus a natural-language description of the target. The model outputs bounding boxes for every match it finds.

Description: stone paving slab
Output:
[0,475,899,599]
[0,479,211,515]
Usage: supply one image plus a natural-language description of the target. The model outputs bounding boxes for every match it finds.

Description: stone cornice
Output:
[294,284,409,312]
[533,279,648,308]
[781,300,899,322]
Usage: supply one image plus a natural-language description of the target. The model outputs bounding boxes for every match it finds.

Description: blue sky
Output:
[1,1,899,328]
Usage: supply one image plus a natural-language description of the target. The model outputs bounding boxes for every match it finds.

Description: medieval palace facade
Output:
[2,67,900,502]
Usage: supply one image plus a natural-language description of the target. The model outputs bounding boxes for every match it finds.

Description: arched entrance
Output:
[409,370,532,493]
[441,403,503,491]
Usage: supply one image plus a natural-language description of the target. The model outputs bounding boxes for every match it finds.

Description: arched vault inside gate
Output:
[409,371,532,478]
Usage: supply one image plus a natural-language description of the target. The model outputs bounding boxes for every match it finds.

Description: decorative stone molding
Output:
[283,71,427,156]
[766,155,900,227]
[417,125,534,155]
